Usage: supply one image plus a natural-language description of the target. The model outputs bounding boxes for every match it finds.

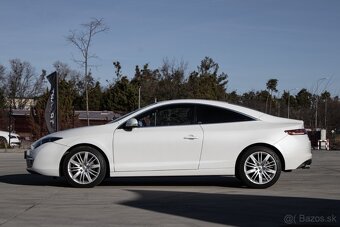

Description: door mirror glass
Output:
[125,118,139,129]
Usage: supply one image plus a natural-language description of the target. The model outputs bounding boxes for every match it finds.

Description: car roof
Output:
[0,130,19,136]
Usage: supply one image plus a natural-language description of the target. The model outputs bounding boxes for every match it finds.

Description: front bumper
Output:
[24,150,34,169]
[24,142,69,176]
[24,150,37,174]
[10,142,22,147]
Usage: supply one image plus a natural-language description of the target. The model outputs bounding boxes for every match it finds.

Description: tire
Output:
[62,146,106,188]
[237,146,281,189]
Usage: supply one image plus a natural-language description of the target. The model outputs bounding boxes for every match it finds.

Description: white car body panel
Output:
[113,125,203,171]
[28,125,117,175]
[199,121,282,169]
[28,142,68,176]
[0,130,21,147]
[275,133,312,169]
[25,99,312,181]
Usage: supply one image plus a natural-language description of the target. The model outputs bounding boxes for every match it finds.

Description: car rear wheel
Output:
[63,146,106,188]
[237,146,281,189]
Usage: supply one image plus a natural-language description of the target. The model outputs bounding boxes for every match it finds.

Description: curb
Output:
[0,148,26,153]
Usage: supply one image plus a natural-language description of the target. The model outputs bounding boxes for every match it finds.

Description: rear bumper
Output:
[275,134,312,170]
[298,159,312,169]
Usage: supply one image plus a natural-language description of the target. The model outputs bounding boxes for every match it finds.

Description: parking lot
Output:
[0,150,339,227]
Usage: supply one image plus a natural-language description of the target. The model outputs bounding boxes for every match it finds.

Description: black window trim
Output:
[195,103,256,125]
[118,103,197,129]
[118,102,256,129]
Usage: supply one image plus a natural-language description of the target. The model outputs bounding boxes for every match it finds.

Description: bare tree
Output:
[53,61,83,89]
[5,59,46,109]
[66,18,109,126]
[0,64,5,85]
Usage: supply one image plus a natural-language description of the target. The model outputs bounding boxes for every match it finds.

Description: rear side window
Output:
[196,104,254,124]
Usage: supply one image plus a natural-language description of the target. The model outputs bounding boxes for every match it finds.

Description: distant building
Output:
[75,110,121,125]
[7,98,36,110]
[0,109,121,140]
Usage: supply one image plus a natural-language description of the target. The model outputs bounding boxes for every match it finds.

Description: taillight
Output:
[284,129,307,135]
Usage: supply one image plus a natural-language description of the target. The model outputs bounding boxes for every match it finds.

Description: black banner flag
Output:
[45,72,58,133]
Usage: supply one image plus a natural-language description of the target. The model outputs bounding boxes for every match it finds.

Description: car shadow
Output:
[101,175,245,188]
[120,189,340,226]
[0,174,245,188]
[0,174,69,187]
[0,174,339,225]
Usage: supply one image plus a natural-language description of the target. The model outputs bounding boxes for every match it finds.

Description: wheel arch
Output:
[235,143,286,174]
[0,136,8,143]
[0,136,8,148]
[59,143,110,177]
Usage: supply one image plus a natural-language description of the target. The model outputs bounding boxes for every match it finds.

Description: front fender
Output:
[58,134,114,172]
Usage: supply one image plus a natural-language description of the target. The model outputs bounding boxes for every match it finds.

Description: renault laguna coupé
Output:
[25,99,312,188]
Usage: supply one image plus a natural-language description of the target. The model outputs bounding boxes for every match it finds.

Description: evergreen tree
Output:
[131,64,159,107]
[29,91,49,139]
[157,59,186,100]
[88,81,103,111]
[265,79,278,114]
[0,88,5,110]
[103,76,137,112]
[184,57,228,100]
[58,79,78,130]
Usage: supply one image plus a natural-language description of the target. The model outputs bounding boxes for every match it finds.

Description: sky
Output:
[0,0,339,96]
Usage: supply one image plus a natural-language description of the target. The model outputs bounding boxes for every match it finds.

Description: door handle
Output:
[184,135,199,140]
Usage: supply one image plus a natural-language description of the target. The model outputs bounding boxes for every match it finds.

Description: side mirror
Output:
[125,118,139,130]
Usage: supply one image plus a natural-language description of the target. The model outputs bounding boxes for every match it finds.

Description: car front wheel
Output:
[237,146,281,189]
[63,146,106,188]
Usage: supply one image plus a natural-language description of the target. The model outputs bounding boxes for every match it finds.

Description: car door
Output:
[113,104,203,171]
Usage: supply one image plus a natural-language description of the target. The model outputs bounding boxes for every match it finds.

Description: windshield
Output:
[109,102,159,123]
[109,109,138,123]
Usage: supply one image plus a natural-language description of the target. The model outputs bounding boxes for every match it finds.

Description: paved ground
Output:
[0,150,339,227]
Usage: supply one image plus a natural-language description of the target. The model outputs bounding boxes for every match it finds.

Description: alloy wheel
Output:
[67,151,101,185]
[243,151,277,185]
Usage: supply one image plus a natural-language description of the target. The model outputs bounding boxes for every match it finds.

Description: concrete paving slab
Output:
[0,150,339,226]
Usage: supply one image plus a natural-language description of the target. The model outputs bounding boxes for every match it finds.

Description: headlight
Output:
[32,137,62,149]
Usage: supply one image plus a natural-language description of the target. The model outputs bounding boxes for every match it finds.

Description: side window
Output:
[136,104,195,127]
[197,104,254,124]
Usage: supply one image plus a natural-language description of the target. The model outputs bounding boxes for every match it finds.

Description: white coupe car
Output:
[0,130,21,147]
[25,99,312,188]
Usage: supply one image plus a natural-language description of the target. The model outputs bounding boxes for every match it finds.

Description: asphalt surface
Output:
[0,150,339,227]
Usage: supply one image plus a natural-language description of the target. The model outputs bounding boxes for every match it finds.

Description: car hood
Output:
[34,123,118,145]
[54,123,117,138]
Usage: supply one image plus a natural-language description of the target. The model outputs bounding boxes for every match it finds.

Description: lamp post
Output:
[324,97,327,129]
[138,86,141,109]
[275,91,281,117]
[314,78,326,129]
[287,88,297,119]
[8,102,12,146]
